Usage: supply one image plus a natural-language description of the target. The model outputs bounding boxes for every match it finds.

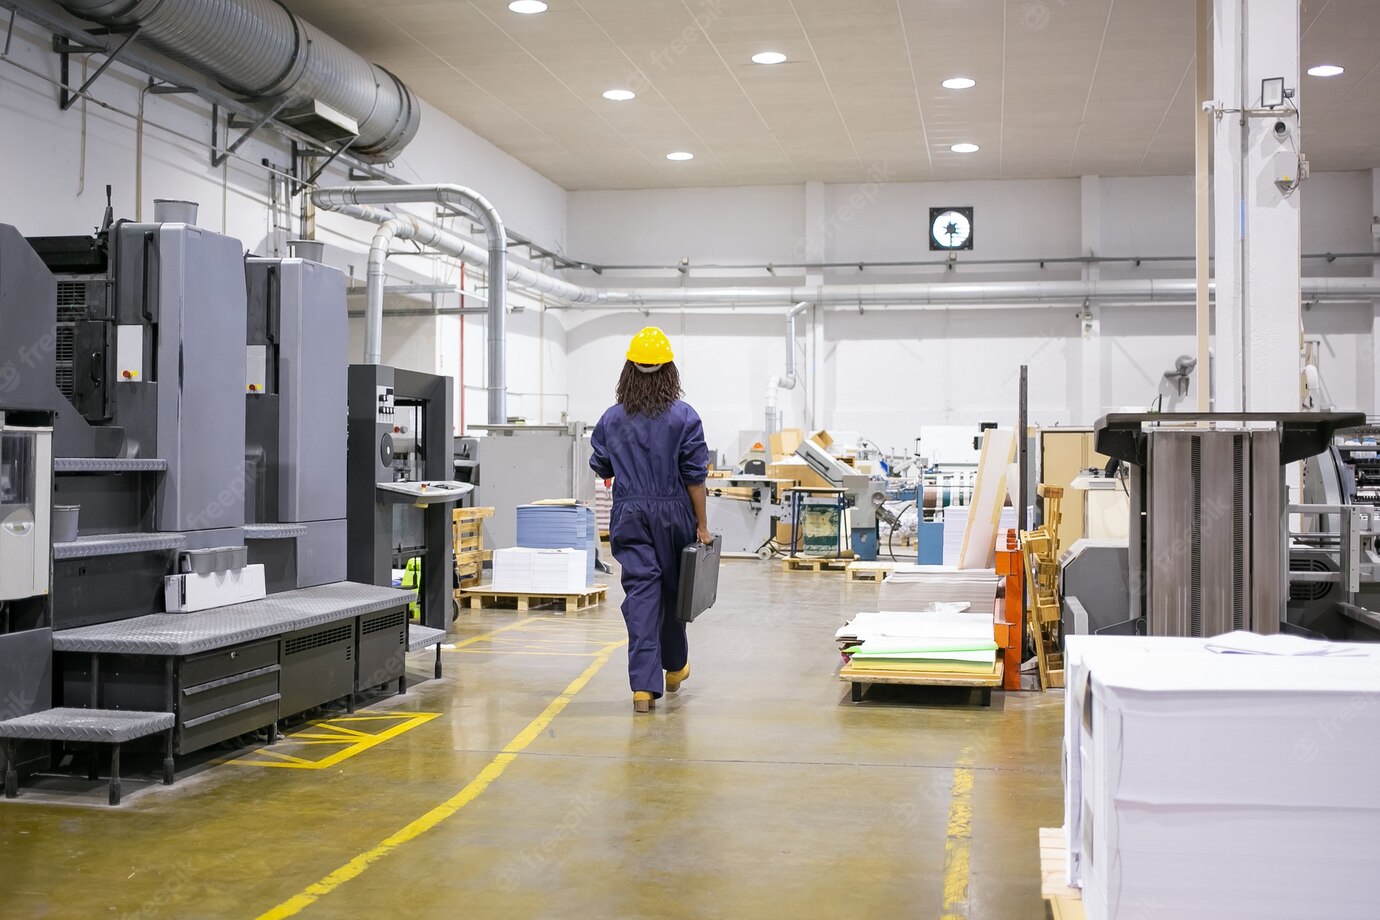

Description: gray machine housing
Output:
[348,364,454,630]
[245,255,348,590]
[462,423,594,550]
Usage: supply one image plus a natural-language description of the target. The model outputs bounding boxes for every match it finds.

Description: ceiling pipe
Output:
[765,302,809,448]
[316,184,519,424]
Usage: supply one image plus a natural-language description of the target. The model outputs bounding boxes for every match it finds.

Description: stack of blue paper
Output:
[516,503,597,586]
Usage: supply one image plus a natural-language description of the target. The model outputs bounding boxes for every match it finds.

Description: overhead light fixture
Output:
[507,0,547,13]
[752,51,787,65]
[666,151,694,161]
[603,89,636,101]
[950,143,980,154]
[1307,64,1344,77]
[942,77,976,89]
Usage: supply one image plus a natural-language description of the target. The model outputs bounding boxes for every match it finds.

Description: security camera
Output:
[1273,120,1290,140]
[1175,355,1197,374]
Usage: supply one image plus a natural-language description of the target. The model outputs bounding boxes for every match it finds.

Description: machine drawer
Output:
[180,639,279,688]
[177,695,280,756]
[180,667,280,724]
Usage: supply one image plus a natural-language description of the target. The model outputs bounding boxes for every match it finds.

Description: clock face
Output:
[929,207,974,251]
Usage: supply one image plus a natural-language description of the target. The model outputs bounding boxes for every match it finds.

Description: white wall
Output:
[563,172,1379,460]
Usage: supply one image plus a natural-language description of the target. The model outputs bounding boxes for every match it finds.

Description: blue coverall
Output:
[590,399,709,696]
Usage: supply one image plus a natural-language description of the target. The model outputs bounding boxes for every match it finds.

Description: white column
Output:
[1213,0,1303,412]
[1370,168,1380,417]
[1080,175,1103,423]
[803,180,829,431]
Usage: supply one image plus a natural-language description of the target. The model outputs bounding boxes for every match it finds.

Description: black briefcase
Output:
[675,534,721,623]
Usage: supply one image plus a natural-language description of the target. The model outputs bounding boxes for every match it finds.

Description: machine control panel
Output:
[376,385,395,422]
[376,480,473,506]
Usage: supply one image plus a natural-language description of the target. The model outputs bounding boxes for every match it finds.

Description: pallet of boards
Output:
[460,584,608,613]
[453,507,495,588]
[782,554,852,574]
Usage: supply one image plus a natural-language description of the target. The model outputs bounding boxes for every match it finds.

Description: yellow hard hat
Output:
[626,326,674,365]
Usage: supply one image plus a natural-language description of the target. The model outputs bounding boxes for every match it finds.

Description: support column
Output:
[803,180,828,431]
[1080,175,1102,423]
[1213,0,1303,412]
[1370,168,1380,417]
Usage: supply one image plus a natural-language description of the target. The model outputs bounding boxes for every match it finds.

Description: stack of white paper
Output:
[516,503,597,586]
[941,506,968,565]
[836,610,997,674]
[490,547,588,594]
[1066,634,1380,920]
[879,565,998,619]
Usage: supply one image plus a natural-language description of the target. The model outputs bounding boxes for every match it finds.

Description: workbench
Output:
[52,583,416,756]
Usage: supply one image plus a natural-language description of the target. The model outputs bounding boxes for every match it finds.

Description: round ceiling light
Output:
[950,143,980,154]
[507,0,547,13]
[1307,64,1344,77]
[752,51,788,65]
[942,77,977,89]
[603,89,636,101]
[666,151,694,161]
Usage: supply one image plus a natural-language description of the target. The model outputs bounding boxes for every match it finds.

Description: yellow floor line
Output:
[939,749,976,920]
[444,616,542,650]
[252,637,627,920]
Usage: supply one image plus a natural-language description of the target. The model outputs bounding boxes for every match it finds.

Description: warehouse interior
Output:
[0,1,1378,918]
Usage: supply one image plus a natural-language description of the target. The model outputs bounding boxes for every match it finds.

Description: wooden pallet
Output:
[1039,827,1086,920]
[839,659,1003,705]
[459,584,609,613]
[782,556,851,574]
[845,561,896,583]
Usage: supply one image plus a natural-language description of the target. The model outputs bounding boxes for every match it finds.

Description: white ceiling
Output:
[284,0,1380,190]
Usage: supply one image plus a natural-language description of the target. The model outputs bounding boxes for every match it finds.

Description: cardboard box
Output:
[808,429,834,450]
[769,428,804,462]
[767,458,832,490]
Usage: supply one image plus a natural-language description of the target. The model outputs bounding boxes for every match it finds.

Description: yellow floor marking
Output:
[230,712,440,771]
[445,616,542,650]
[940,750,976,920]
[253,637,626,920]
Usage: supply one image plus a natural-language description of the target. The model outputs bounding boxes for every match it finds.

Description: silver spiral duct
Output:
[53,0,421,161]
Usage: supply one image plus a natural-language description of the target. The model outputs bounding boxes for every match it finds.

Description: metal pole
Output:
[1196,0,1213,411]
[1018,365,1028,535]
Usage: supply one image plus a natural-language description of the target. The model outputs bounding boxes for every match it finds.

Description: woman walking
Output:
[590,327,711,713]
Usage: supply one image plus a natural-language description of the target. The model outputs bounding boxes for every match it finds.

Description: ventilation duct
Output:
[52,0,421,161]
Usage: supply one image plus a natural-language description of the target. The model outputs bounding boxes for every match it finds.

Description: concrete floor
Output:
[0,560,1064,919]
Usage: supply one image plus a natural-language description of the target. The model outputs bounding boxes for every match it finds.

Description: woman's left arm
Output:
[679,408,712,543]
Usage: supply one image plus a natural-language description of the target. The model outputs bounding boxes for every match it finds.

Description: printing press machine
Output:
[0,204,433,801]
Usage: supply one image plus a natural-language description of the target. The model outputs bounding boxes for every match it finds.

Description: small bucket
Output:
[53,504,80,543]
[153,199,199,225]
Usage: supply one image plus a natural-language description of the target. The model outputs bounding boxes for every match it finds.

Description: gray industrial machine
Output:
[794,438,888,560]
[1094,412,1365,639]
[244,246,349,591]
[347,365,465,630]
[0,205,416,802]
[461,423,594,550]
[1059,539,1132,636]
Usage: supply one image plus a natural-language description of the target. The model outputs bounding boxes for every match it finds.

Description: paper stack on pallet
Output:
[490,547,588,594]
[1065,634,1380,920]
[835,610,998,677]
[516,503,597,586]
[879,565,999,620]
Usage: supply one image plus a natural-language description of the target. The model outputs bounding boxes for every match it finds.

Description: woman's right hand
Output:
[696,526,713,545]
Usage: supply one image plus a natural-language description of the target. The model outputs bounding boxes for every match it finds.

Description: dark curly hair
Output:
[616,360,683,417]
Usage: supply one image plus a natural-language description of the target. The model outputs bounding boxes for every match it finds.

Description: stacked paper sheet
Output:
[516,503,597,586]
[1065,634,1380,920]
[491,547,588,594]
[878,565,999,620]
[836,610,997,676]
[941,506,967,565]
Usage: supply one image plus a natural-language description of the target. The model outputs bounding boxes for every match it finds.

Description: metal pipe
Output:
[49,0,420,161]
[765,301,810,447]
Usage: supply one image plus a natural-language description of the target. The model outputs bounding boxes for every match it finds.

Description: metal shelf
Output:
[53,533,186,560]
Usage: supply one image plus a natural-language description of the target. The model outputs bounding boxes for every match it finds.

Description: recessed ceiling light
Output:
[1307,64,1344,77]
[950,143,980,154]
[752,51,788,65]
[603,89,636,101]
[942,77,976,90]
[507,0,547,13]
[666,151,694,161]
